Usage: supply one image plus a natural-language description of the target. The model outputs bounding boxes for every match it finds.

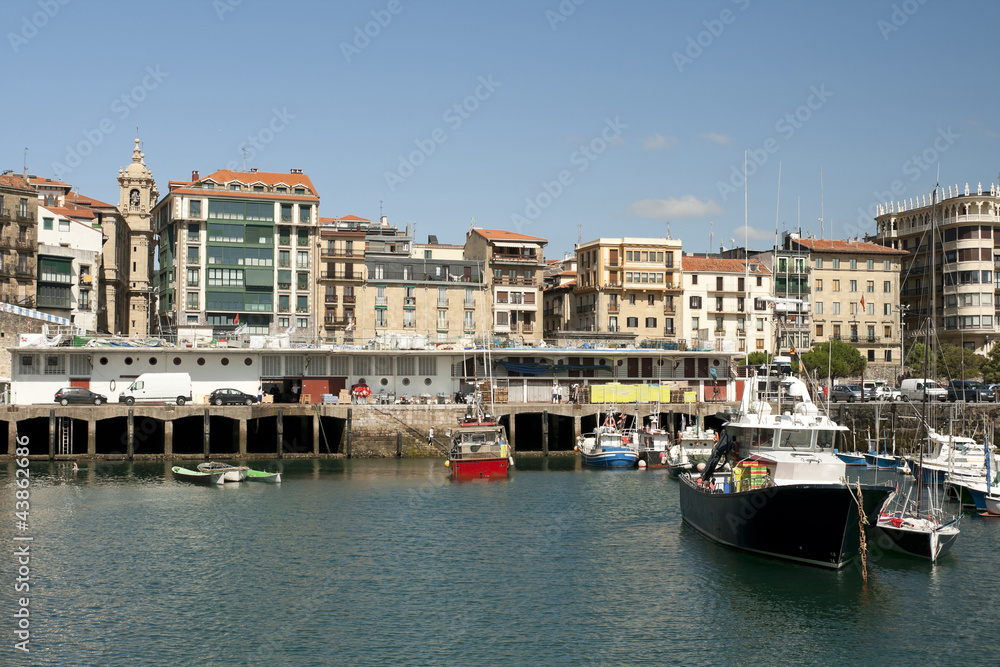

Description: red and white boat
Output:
[446,412,512,480]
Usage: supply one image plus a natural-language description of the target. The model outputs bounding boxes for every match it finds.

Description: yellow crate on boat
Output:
[590,385,605,403]
[660,386,671,403]
[683,391,697,403]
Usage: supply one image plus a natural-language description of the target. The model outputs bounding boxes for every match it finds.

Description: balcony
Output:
[324,294,338,304]
[608,303,620,313]
[323,317,350,329]
[79,274,94,286]
[0,208,10,222]
[663,327,676,337]
[15,210,33,223]
[576,304,595,314]
[320,247,359,260]
[663,304,676,313]
[15,264,32,278]
[343,295,356,304]
[320,270,363,281]
[494,277,536,286]
[491,252,540,264]
[664,282,683,292]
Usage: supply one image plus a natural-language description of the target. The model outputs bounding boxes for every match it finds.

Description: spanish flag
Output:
[860,295,866,312]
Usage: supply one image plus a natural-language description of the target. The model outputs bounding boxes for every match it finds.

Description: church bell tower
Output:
[118,138,159,337]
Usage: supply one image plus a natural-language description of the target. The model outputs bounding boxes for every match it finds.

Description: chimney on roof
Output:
[290,168,302,174]
[250,168,258,173]
[192,170,199,181]
[381,216,388,226]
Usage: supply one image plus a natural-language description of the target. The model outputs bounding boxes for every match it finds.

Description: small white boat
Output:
[984,493,1000,516]
[246,469,282,483]
[172,466,225,485]
[197,461,248,482]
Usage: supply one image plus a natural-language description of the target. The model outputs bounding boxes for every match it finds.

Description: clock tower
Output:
[118,138,159,337]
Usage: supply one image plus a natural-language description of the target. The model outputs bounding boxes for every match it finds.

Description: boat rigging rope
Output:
[846,478,869,584]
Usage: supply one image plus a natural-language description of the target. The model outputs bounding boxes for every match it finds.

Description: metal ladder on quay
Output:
[58,417,73,456]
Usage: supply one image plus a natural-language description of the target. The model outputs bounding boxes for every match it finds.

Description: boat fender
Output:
[508,456,514,467]
[660,452,667,464]
[444,460,451,468]
[638,460,647,468]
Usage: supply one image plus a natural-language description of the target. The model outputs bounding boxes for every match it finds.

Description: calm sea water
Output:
[2,458,999,666]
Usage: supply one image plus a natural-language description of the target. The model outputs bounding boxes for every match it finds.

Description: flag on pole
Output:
[860,295,866,312]
[234,313,240,325]
[346,318,356,332]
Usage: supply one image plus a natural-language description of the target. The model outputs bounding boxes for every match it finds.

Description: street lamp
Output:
[894,304,909,384]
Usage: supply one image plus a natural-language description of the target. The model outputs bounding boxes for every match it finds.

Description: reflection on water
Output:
[0,460,998,665]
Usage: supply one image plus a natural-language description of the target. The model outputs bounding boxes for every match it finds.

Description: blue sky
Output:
[3,0,998,257]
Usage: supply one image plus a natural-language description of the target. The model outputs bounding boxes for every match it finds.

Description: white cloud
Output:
[700,132,731,144]
[620,196,724,220]
[641,133,677,151]
[733,225,776,242]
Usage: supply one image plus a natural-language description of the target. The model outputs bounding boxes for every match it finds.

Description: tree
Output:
[905,342,928,378]
[982,344,1000,384]
[800,340,867,381]
[743,351,771,366]
[936,343,985,381]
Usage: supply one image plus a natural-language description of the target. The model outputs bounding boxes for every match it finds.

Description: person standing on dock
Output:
[552,380,559,404]
[428,427,435,445]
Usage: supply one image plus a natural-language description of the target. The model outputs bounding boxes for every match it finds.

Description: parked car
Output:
[947,380,995,402]
[830,384,864,402]
[209,388,257,406]
[900,378,948,402]
[861,380,888,400]
[883,387,903,401]
[54,387,108,406]
[989,384,1000,400]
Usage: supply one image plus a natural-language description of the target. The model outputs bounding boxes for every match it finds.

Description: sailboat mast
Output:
[919,184,937,507]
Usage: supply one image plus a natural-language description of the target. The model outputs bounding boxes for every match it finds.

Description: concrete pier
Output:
[0,401,746,461]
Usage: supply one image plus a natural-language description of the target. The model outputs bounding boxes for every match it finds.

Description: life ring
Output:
[109,379,116,392]
[659,451,667,464]
[604,415,614,427]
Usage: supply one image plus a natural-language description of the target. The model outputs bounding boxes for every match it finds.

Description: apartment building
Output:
[152,167,319,339]
[542,254,577,336]
[0,172,38,309]
[317,215,368,342]
[35,205,102,332]
[873,182,1000,353]
[681,256,772,353]
[464,228,547,344]
[793,237,907,365]
[573,237,683,338]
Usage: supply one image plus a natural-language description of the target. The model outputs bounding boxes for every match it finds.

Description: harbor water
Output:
[3,459,999,666]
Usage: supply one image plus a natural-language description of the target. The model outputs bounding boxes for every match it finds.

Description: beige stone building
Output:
[572,237,683,339]
[680,256,772,353]
[872,183,1000,354]
[542,254,576,337]
[318,215,368,342]
[464,228,546,344]
[791,238,908,367]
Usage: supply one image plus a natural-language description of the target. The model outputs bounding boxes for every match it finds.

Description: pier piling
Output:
[542,410,549,457]
[346,408,353,458]
[203,409,210,459]
[277,410,284,458]
[48,410,55,460]
[127,410,134,460]
[396,430,402,458]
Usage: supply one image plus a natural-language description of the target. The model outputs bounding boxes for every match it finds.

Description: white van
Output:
[118,373,193,405]
[900,378,947,402]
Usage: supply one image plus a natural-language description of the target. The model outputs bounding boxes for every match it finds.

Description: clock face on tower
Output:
[130,189,140,207]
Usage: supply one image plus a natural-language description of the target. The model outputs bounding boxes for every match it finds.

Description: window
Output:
[884,281,891,292]
[297,295,308,313]
[850,302,857,315]
[80,290,90,310]
[43,217,53,230]
[756,276,762,287]
[208,268,243,287]
[188,246,200,263]
[885,325,892,338]
[866,259,874,270]
[298,318,308,329]
[187,268,199,286]
[437,309,448,330]
[867,303,875,316]
[815,258,823,269]
[297,251,308,268]
[297,228,309,246]
[715,297,723,311]
[187,223,200,241]
[278,294,290,313]
[375,309,387,327]
[815,302,823,314]
[714,316,724,331]
[299,205,311,223]
[833,280,842,291]
[832,259,840,269]
[279,227,291,245]
[833,302,840,314]
[57,218,70,232]
[884,303,892,315]
[297,272,309,290]
[691,317,699,330]
[816,324,823,337]
[867,281,874,293]
[689,296,702,309]
[279,250,290,268]
[756,338,765,350]
[736,317,745,331]
[691,274,698,285]
[648,294,655,306]
[645,317,657,328]
[850,280,857,292]
[281,204,292,222]
[756,318,764,331]
[463,310,473,330]
[716,276,724,290]
[815,279,823,292]
[849,259,857,270]
[627,317,639,327]
[187,292,199,309]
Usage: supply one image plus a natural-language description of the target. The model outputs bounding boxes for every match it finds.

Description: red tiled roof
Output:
[45,205,95,220]
[66,192,115,209]
[0,174,32,191]
[28,175,72,189]
[471,228,547,244]
[682,256,771,274]
[790,238,909,255]
[166,169,320,202]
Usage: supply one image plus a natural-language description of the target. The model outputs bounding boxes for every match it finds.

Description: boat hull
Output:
[246,470,281,483]
[836,453,867,466]
[580,451,638,468]
[638,449,671,469]
[172,466,224,485]
[450,457,510,480]
[984,494,1000,516]
[678,476,892,569]
[871,519,960,561]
